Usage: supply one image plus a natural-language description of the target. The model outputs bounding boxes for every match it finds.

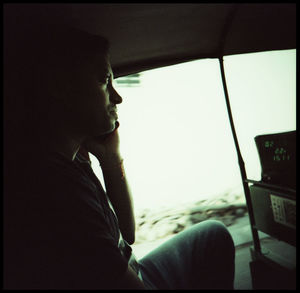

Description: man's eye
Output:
[98,75,111,85]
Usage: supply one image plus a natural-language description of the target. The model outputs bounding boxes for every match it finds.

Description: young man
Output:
[4,10,235,289]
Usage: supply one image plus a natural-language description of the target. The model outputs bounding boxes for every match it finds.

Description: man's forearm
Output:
[100,156,136,245]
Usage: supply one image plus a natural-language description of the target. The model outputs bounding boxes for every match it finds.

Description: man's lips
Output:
[109,105,117,112]
[110,110,118,119]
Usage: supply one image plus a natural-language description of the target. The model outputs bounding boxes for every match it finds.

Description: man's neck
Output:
[40,127,85,161]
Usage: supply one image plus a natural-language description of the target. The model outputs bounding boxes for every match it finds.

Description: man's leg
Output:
[138,220,235,289]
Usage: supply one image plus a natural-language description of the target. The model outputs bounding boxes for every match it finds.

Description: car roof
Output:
[4,4,296,77]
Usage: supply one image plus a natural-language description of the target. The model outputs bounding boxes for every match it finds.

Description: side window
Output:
[90,48,295,217]
[224,49,296,181]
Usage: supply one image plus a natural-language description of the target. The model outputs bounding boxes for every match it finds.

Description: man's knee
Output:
[190,220,235,289]
[204,219,230,234]
[197,220,235,251]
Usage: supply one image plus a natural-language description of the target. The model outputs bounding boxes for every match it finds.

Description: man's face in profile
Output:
[59,53,123,138]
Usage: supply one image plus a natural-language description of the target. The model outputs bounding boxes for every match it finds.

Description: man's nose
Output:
[110,87,123,104]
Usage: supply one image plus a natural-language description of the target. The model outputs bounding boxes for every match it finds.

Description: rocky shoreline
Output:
[134,192,248,244]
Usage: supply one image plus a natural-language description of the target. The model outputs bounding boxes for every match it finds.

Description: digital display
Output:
[264,140,291,162]
[255,131,296,189]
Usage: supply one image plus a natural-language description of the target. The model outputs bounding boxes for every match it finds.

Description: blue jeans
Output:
[138,220,235,289]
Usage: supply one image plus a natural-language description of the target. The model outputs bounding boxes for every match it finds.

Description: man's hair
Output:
[5,22,110,97]
[4,6,110,152]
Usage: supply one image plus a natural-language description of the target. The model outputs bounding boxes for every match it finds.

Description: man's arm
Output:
[100,154,136,244]
[115,265,146,289]
[82,123,136,244]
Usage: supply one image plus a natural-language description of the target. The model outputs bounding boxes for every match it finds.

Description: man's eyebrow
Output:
[108,70,114,80]
[106,72,114,81]
[99,68,112,79]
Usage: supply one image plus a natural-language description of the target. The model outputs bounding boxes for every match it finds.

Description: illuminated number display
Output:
[264,140,290,162]
[264,140,274,148]
[274,147,290,161]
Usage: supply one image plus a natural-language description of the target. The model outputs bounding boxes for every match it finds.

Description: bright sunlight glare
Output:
[90,49,296,212]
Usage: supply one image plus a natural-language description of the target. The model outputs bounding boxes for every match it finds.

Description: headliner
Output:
[4,4,296,77]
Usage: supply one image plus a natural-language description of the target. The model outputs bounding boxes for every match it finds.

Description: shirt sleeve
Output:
[32,160,129,289]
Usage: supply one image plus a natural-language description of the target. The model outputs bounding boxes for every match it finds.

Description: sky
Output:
[90,49,296,212]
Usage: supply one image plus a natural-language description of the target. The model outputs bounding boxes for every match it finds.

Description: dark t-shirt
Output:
[4,151,138,289]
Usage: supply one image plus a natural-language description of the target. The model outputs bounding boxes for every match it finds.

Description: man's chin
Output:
[103,120,118,134]
[89,119,118,137]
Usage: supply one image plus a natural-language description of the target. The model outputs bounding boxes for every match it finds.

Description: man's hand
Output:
[82,121,121,165]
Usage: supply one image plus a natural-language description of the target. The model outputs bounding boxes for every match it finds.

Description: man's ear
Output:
[44,71,73,108]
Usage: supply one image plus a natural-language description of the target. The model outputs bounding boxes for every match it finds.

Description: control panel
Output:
[270,194,296,229]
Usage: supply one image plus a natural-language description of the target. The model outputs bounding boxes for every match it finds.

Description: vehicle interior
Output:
[4,4,296,290]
